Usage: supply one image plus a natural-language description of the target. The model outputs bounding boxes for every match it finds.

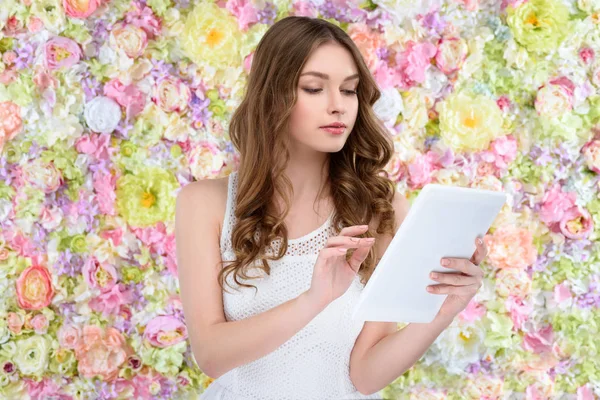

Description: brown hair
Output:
[218,16,397,294]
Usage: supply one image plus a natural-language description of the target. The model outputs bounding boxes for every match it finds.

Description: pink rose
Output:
[152,76,191,113]
[496,95,512,112]
[396,40,437,86]
[579,47,595,65]
[30,314,49,334]
[58,323,81,350]
[456,0,479,11]
[33,65,59,91]
[577,385,596,400]
[479,134,518,171]
[407,151,442,189]
[522,325,554,354]
[143,315,188,348]
[16,265,55,310]
[28,16,44,33]
[485,226,537,270]
[75,325,129,381]
[534,76,575,118]
[43,36,82,70]
[0,100,23,153]
[109,22,148,58]
[74,132,112,160]
[292,0,318,17]
[457,300,486,323]
[435,36,469,75]
[82,257,118,292]
[2,51,17,65]
[226,0,259,31]
[559,206,593,240]
[63,0,101,18]
[538,184,577,226]
[93,170,118,215]
[88,283,133,317]
[581,138,600,174]
[123,2,162,38]
[7,312,24,334]
[505,295,532,330]
[103,78,146,118]
[553,282,572,304]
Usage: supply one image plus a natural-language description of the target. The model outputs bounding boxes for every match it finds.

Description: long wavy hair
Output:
[217,16,398,294]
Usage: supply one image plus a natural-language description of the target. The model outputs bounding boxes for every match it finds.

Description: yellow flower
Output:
[437,91,504,152]
[180,2,242,67]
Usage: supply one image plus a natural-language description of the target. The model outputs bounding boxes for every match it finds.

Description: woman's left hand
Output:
[427,236,488,321]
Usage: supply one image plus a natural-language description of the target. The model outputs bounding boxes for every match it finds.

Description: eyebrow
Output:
[300,71,360,81]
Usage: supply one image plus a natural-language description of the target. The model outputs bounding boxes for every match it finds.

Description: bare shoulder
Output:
[177,175,230,241]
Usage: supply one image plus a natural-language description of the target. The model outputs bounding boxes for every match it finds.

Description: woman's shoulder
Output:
[177,175,231,239]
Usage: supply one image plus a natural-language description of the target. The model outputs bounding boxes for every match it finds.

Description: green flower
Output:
[116,167,179,227]
[506,0,570,54]
[68,234,88,254]
[141,342,186,377]
[437,91,504,152]
[14,335,51,377]
[122,266,143,284]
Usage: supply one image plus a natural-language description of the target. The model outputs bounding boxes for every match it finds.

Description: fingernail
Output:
[338,248,348,252]
[441,259,449,266]
[477,238,483,245]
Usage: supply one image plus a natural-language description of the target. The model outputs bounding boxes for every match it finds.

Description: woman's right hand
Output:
[306,225,375,309]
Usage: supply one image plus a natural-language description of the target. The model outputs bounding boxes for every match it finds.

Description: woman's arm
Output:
[176,181,328,379]
[352,314,454,395]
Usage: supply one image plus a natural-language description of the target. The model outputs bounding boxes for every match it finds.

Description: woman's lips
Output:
[320,126,345,135]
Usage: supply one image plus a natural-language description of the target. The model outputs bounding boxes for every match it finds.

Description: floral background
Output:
[0,0,599,398]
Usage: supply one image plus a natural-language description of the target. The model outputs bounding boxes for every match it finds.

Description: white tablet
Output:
[352,183,507,324]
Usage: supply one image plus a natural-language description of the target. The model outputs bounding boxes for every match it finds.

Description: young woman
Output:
[175,15,486,400]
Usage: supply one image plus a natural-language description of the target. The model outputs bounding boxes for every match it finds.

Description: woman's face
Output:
[288,42,360,154]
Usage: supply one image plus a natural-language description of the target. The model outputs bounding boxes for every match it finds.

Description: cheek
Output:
[290,94,317,126]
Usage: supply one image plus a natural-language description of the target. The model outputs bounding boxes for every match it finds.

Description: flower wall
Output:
[0,0,600,398]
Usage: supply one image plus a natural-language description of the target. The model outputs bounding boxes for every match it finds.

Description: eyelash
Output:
[302,88,358,95]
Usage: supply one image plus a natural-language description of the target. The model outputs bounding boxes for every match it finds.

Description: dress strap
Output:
[220,171,238,251]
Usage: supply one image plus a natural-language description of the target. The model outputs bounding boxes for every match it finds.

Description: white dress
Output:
[199,170,384,400]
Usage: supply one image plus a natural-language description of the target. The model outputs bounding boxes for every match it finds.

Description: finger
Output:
[430,271,479,286]
[337,225,369,236]
[347,242,375,272]
[470,236,487,266]
[326,236,375,249]
[441,258,483,279]
[322,247,351,259]
[426,283,480,295]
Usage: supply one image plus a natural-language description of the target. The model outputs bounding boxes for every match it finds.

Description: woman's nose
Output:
[327,91,346,115]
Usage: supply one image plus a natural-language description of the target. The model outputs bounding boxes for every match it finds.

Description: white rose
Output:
[373,87,404,126]
[14,335,51,377]
[84,96,122,133]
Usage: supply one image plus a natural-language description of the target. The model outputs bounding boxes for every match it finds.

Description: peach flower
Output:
[347,23,385,70]
[16,265,55,310]
[75,325,129,381]
[58,323,81,350]
[63,0,101,19]
[495,268,532,298]
[484,226,538,270]
[152,76,191,113]
[30,314,49,334]
[109,22,148,58]
[0,101,23,153]
[7,312,25,334]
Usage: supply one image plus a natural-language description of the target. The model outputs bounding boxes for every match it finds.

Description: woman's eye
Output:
[302,88,358,95]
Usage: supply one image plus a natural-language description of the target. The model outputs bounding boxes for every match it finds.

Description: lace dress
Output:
[199,170,384,400]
